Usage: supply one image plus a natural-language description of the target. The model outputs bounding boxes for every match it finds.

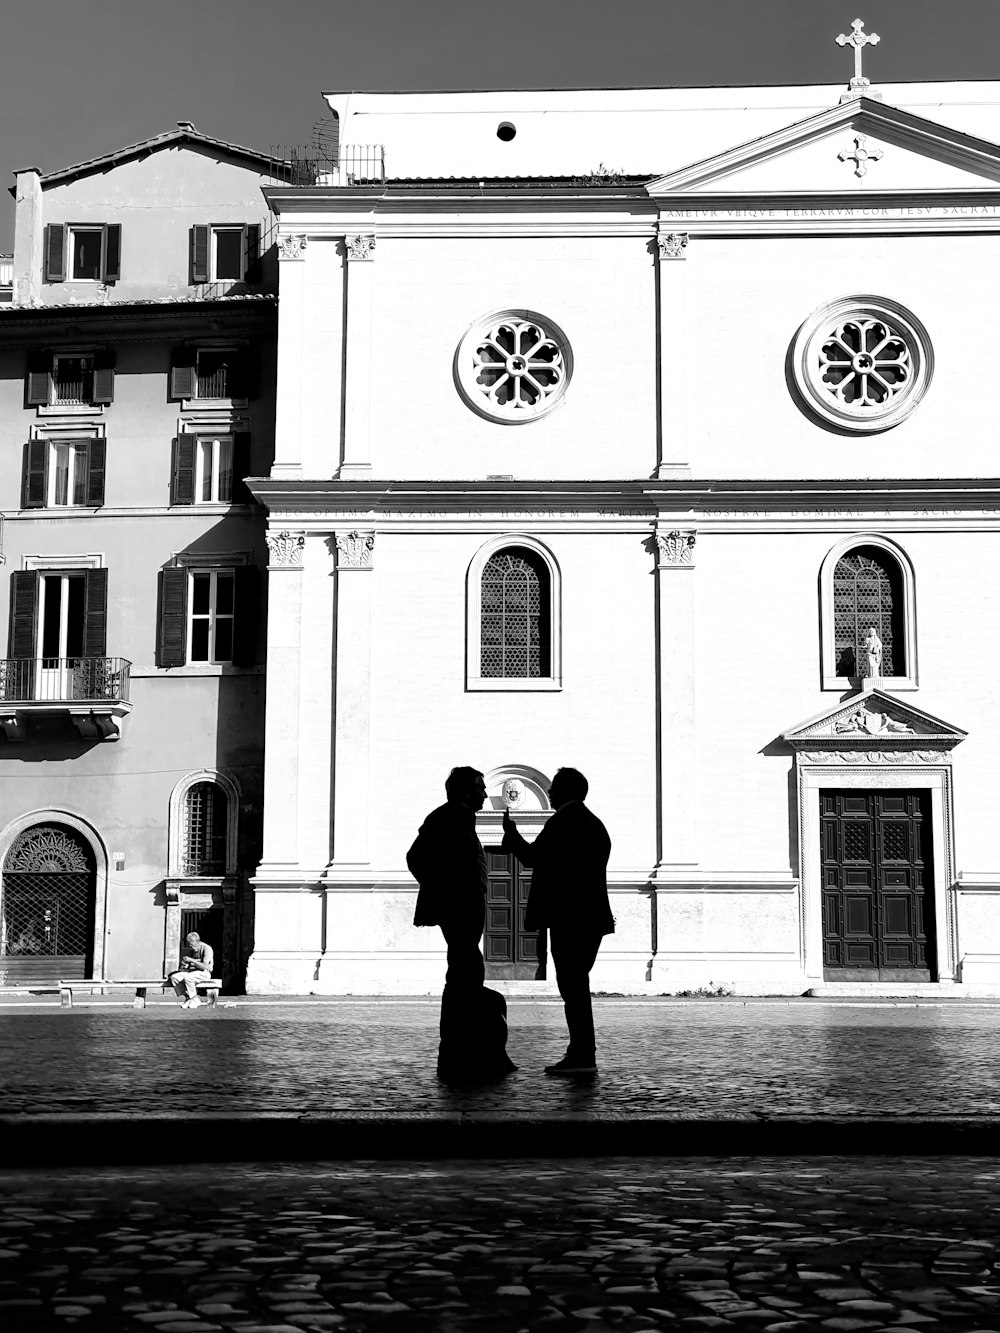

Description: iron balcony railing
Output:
[266,144,385,186]
[0,658,131,704]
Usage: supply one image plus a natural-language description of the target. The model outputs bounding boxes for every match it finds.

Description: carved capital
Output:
[655,530,696,567]
[277,234,308,261]
[335,530,375,569]
[656,232,688,261]
[345,234,376,262]
[265,530,305,569]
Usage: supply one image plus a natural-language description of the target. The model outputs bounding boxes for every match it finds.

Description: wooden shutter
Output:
[81,567,108,657]
[244,224,261,282]
[26,349,51,406]
[9,571,39,658]
[230,344,260,400]
[157,567,189,667]
[85,437,106,507]
[231,566,259,667]
[43,224,67,282]
[232,432,252,504]
[191,225,210,284]
[171,435,196,505]
[22,440,48,508]
[91,348,115,404]
[102,224,122,283]
[169,347,197,400]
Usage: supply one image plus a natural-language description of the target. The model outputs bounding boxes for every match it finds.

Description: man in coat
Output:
[408,767,516,1081]
[502,767,613,1075]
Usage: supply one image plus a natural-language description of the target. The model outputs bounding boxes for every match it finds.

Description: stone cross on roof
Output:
[836,18,880,99]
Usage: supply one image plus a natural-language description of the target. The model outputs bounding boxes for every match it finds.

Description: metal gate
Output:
[0,825,96,983]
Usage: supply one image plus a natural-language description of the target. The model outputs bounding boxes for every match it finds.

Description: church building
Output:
[246,25,1000,995]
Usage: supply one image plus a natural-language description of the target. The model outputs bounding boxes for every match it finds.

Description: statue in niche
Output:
[864,626,883,678]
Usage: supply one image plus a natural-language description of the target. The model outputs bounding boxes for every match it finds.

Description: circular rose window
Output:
[455,310,572,423]
[792,296,932,431]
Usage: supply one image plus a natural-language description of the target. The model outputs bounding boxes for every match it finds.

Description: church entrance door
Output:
[821,789,935,981]
[483,849,545,980]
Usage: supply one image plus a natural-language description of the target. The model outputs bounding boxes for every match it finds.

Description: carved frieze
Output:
[801,750,944,765]
[335,530,375,569]
[655,530,696,567]
[277,234,308,261]
[265,531,305,569]
[345,234,376,262]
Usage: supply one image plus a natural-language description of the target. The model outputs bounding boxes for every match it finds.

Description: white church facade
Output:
[246,37,1000,995]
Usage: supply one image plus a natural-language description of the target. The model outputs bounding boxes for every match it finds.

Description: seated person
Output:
[168,931,214,1009]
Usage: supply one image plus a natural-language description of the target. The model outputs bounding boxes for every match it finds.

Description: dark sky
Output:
[3,0,999,248]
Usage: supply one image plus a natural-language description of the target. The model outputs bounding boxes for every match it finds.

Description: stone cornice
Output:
[0,296,277,346]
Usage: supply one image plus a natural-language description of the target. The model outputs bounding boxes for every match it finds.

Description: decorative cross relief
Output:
[836,17,880,98]
[335,530,375,569]
[345,234,376,262]
[656,232,688,261]
[265,531,305,569]
[277,235,308,261]
[655,530,696,567]
[838,133,883,178]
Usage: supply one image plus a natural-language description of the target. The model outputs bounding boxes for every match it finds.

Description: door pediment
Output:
[647,96,1000,196]
[782,689,966,756]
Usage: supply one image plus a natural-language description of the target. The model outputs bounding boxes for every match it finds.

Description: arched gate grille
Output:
[0,825,96,983]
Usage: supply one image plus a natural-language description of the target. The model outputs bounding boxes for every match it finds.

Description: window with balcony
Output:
[169,346,257,402]
[43,224,122,284]
[22,437,106,508]
[26,349,115,409]
[171,432,249,505]
[157,561,258,669]
[190,224,261,284]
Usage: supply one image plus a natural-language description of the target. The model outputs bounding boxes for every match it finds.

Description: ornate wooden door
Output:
[484,849,545,980]
[821,789,935,981]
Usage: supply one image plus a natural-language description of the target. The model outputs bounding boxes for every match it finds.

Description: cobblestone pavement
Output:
[2,1000,1000,1120]
[5,1157,1000,1331]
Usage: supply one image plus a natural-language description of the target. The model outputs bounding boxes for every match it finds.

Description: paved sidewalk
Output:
[2,997,1000,1162]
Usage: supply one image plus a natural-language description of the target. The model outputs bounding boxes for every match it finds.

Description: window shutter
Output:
[191,225,210,284]
[171,435,196,504]
[232,432,252,504]
[231,566,259,667]
[102,224,122,283]
[85,437,106,507]
[9,571,39,659]
[43,224,67,282]
[244,224,261,282]
[157,567,189,667]
[169,347,197,400]
[231,345,260,400]
[91,348,115,404]
[22,440,48,508]
[81,567,108,658]
[26,350,52,406]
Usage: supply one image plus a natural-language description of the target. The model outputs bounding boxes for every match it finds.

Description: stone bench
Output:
[58,979,222,1009]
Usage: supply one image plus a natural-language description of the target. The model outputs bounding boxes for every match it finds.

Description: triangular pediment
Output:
[782,689,967,752]
[647,97,1000,196]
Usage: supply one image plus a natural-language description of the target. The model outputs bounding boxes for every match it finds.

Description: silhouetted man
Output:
[408,767,515,1080]
[503,767,613,1075]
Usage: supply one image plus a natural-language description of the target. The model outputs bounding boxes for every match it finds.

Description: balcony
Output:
[0,657,132,741]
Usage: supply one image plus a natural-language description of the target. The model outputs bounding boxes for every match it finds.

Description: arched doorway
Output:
[0,824,96,983]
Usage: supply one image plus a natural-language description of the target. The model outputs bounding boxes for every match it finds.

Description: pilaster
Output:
[340,235,376,479]
[12,170,42,307]
[272,235,309,478]
[257,529,305,870]
[652,528,697,873]
[655,230,690,478]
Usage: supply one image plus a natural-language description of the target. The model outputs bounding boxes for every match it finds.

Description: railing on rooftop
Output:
[266,144,385,187]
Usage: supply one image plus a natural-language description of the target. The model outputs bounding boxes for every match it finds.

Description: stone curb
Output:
[3,1113,999,1165]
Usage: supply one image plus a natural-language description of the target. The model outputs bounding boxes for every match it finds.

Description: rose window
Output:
[792,296,932,432]
[456,310,572,423]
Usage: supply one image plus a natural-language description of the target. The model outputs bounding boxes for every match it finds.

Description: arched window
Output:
[820,536,917,689]
[183,782,228,875]
[467,537,561,691]
[481,547,550,678]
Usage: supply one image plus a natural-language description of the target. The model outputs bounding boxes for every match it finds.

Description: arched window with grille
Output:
[821,536,917,689]
[467,538,561,690]
[183,782,228,875]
